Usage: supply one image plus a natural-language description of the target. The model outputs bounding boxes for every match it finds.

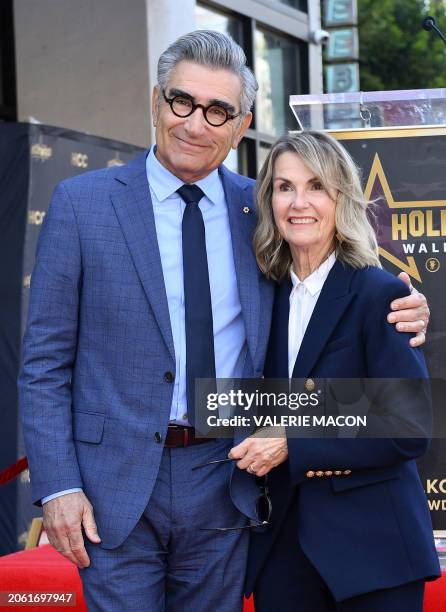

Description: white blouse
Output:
[288,252,337,378]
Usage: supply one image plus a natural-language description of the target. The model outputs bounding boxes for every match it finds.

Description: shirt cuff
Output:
[42,488,83,505]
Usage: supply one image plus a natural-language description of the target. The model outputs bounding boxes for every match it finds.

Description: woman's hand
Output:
[229,429,288,477]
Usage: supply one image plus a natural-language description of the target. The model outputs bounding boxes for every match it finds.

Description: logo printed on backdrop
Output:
[30,138,52,162]
[27,211,46,226]
[71,152,88,168]
[107,152,125,167]
[426,257,440,273]
[426,478,446,512]
[23,275,31,289]
[364,153,446,283]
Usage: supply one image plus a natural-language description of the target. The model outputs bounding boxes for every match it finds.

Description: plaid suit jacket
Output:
[19,152,274,548]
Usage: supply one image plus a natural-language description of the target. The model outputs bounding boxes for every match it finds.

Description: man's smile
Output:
[174,135,210,149]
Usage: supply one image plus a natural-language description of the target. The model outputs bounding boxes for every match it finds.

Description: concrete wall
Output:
[14,0,151,147]
[13,0,320,149]
[146,0,196,142]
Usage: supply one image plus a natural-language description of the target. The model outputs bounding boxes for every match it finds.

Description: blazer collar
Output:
[110,151,176,361]
[219,165,260,365]
[292,259,357,377]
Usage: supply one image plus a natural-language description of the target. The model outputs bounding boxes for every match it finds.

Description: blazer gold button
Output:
[306,471,315,478]
[243,206,250,214]
[343,469,352,476]
[315,470,324,477]
[324,471,333,477]
[334,470,342,476]
[305,378,315,391]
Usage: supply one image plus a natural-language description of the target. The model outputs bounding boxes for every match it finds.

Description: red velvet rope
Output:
[0,456,29,485]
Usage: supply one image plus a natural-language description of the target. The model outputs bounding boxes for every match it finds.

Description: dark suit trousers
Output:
[80,439,249,612]
[253,492,425,612]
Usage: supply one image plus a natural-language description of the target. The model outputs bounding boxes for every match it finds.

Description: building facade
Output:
[2,0,323,176]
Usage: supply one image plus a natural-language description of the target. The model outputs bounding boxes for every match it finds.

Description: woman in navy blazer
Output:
[240,132,440,611]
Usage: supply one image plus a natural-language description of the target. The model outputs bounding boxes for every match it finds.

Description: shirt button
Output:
[154,432,162,443]
[182,413,188,421]
[164,372,174,383]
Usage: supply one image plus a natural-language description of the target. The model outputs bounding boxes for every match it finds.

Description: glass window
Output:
[223,148,239,173]
[196,4,310,175]
[223,140,256,178]
[255,27,306,136]
[258,142,272,172]
[270,0,307,11]
[196,4,244,44]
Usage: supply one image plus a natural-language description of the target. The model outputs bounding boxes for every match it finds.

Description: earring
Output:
[336,232,344,243]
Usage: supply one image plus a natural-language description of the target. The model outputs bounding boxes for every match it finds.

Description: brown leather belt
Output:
[164,425,215,448]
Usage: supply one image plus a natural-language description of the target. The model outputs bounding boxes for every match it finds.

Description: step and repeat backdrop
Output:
[0,123,143,554]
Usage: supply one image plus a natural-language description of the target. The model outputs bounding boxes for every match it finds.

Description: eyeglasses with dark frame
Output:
[162,89,241,127]
[192,457,272,531]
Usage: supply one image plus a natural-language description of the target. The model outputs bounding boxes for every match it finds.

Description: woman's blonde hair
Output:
[254,131,381,281]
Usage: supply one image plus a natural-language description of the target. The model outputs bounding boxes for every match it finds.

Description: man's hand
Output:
[43,491,101,568]
[229,432,288,478]
[387,272,430,348]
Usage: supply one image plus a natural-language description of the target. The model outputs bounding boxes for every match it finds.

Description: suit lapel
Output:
[220,167,260,366]
[110,152,175,361]
[264,279,291,378]
[292,260,356,378]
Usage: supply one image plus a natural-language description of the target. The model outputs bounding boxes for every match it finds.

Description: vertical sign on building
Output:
[323,0,359,98]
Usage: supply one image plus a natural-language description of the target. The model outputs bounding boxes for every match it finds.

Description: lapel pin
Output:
[243,206,251,214]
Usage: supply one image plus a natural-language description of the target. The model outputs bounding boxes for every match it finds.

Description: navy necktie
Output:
[177,184,216,425]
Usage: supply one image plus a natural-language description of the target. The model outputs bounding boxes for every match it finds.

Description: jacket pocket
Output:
[72,411,105,444]
[330,466,400,493]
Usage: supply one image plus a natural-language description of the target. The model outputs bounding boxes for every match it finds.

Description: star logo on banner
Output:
[363,153,446,284]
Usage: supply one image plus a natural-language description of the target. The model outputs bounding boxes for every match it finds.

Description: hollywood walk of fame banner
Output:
[333,127,446,532]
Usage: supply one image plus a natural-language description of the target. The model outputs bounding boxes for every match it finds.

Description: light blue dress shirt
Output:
[42,147,247,504]
[147,147,247,422]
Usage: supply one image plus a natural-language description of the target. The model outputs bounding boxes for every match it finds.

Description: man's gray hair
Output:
[157,30,258,116]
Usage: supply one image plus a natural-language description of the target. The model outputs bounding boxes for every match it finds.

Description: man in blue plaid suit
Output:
[19,30,428,612]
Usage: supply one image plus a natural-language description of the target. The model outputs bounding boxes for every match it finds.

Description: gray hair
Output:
[157,30,258,116]
[254,131,381,282]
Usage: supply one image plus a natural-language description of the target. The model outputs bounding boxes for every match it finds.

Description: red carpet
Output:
[0,545,86,611]
[0,544,442,611]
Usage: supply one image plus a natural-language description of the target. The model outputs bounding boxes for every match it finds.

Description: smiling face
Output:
[152,60,252,183]
[272,151,337,268]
